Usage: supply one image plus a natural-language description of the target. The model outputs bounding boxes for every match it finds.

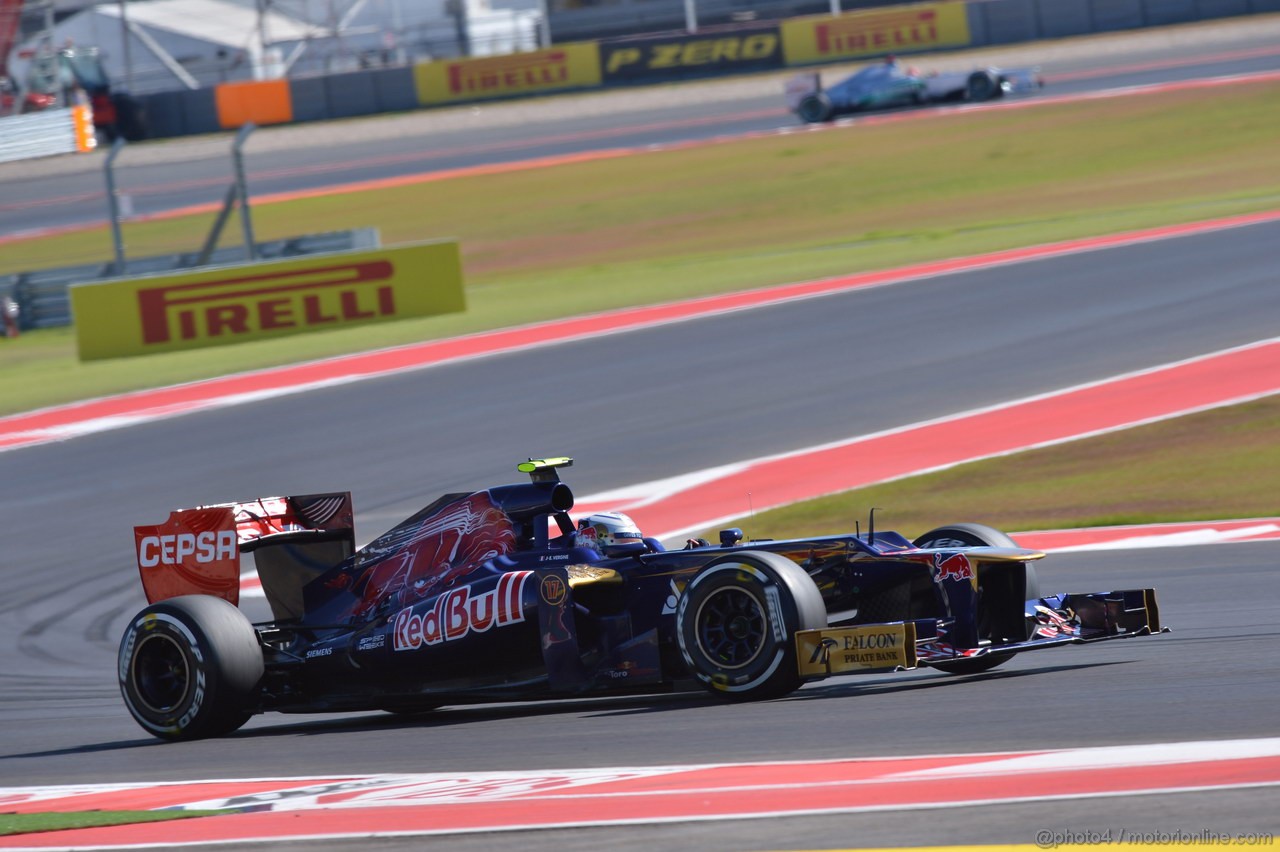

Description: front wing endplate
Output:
[796,622,918,678]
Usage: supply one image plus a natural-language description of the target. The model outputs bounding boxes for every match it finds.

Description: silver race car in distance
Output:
[786,59,1044,123]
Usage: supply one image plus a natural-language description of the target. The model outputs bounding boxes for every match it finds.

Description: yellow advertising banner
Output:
[782,2,971,66]
[414,42,602,105]
[796,623,917,678]
[71,241,465,360]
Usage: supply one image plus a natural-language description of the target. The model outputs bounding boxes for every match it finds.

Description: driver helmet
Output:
[576,511,645,557]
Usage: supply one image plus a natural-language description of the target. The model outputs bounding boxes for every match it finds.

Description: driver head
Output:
[575,511,645,557]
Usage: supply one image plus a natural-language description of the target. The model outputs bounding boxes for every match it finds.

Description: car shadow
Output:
[782,658,1130,702]
[6,660,1130,757]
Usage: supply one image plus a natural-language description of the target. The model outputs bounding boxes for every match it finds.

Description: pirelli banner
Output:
[70,241,464,360]
[600,26,783,84]
[414,43,602,105]
[782,2,971,67]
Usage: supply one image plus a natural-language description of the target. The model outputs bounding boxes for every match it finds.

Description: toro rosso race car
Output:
[120,458,1165,740]
[786,59,1043,123]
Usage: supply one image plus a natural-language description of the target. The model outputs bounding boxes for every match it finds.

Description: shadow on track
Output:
[5,659,1131,760]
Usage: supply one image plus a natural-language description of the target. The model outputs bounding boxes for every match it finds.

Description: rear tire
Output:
[797,92,834,123]
[677,551,826,701]
[913,523,1038,675]
[119,595,263,741]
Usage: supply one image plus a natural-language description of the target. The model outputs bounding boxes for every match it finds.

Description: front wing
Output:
[796,588,1164,678]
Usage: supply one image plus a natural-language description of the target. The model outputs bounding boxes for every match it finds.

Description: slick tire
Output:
[966,69,1001,101]
[914,523,1039,675]
[797,92,834,123]
[677,551,826,701]
[119,595,264,741]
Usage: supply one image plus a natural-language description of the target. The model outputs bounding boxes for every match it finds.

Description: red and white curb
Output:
[1011,519,1280,551]
[2,737,1278,848]
[567,337,1280,540]
[565,332,1280,537]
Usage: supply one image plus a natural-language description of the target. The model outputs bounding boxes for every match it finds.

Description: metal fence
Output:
[1,228,380,331]
[966,0,1280,43]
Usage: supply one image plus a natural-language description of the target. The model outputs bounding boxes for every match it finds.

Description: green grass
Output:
[1,82,1278,416]
[0,810,229,836]
[698,395,1280,541]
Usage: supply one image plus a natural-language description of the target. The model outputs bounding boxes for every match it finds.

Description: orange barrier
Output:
[782,2,971,66]
[214,79,294,129]
[70,104,97,152]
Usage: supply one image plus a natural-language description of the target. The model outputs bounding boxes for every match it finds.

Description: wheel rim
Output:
[695,586,767,669]
[131,633,191,714]
[969,76,995,100]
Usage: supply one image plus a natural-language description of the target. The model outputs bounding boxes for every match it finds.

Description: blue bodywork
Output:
[234,459,1162,713]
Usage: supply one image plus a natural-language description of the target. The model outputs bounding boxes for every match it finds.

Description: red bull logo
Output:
[933,552,974,583]
[393,571,530,651]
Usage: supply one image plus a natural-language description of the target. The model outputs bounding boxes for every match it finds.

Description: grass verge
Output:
[698,395,1280,541]
[0,810,230,836]
[1,82,1278,416]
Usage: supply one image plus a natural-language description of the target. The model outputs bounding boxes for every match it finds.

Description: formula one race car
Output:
[119,457,1165,740]
[786,59,1043,123]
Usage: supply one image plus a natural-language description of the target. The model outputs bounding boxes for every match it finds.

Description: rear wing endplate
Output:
[133,492,353,606]
[784,73,821,112]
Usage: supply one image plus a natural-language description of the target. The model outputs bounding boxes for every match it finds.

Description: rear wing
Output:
[784,73,821,113]
[133,492,353,606]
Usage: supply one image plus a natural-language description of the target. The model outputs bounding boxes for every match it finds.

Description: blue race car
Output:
[786,59,1043,123]
[119,457,1163,740]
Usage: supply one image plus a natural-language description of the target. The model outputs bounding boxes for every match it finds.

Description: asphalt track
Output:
[1,217,1279,848]
[2,22,1280,852]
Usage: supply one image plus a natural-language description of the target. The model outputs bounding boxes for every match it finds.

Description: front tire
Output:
[913,523,1038,675]
[119,595,264,741]
[677,551,826,701]
[966,70,1001,101]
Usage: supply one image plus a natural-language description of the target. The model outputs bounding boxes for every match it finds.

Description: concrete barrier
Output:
[0,106,96,164]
